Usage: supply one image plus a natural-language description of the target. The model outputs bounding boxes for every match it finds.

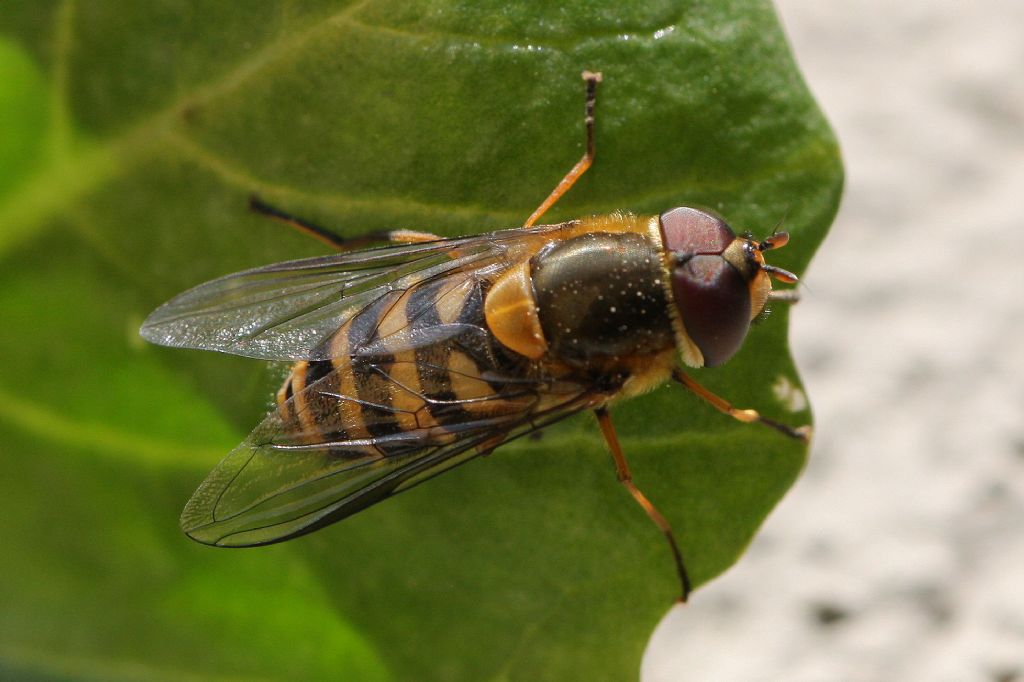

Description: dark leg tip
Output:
[248,193,270,213]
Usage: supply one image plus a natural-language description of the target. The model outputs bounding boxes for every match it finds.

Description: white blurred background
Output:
[645,2,1024,679]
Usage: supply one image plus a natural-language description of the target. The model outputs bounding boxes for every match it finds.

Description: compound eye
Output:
[659,207,736,256]
[671,255,752,367]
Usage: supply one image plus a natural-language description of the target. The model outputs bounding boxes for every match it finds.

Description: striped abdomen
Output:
[275,272,536,457]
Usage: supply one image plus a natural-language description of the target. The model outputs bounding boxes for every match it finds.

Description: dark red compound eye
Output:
[659,207,753,367]
[659,206,734,256]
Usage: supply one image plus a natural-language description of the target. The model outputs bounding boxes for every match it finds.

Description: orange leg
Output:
[524,71,603,228]
[595,407,692,602]
[249,194,440,252]
[672,368,812,442]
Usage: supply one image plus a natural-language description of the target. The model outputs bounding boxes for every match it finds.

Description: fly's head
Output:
[657,206,798,368]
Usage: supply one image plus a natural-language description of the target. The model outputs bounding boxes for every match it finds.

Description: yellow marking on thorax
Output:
[570,212,653,237]
[485,214,661,363]
[485,260,547,359]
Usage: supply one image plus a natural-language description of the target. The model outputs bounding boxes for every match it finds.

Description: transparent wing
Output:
[180,366,598,547]
[140,226,559,361]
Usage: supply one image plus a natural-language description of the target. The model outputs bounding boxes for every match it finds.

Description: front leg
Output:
[672,368,811,442]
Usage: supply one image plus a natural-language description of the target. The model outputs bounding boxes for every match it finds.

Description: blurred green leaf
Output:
[0,39,48,195]
[0,1,841,681]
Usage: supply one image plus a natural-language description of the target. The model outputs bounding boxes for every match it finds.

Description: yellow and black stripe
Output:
[275,272,536,459]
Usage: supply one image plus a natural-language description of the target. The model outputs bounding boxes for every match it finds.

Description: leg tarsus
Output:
[249,194,352,251]
[595,407,692,602]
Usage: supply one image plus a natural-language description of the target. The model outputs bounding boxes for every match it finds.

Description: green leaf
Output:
[0,2,841,681]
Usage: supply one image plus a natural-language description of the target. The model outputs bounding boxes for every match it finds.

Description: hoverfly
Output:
[141,72,807,602]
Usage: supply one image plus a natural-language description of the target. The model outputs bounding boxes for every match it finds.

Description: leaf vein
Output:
[0,387,225,468]
[49,0,75,162]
